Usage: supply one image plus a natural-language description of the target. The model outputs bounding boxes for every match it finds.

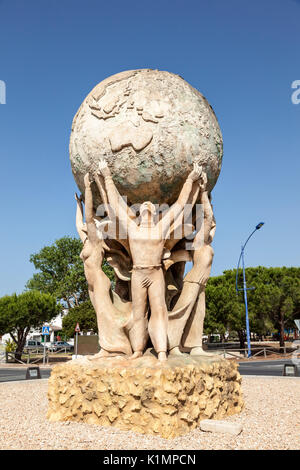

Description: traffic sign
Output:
[74,323,80,358]
[42,326,50,335]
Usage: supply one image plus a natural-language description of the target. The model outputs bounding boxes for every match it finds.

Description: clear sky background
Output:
[0,0,299,296]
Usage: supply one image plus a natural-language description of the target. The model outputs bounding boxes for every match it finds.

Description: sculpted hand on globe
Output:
[84,173,91,187]
[199,172,208,192]
[99,159,111,178]
[188,162,202,182]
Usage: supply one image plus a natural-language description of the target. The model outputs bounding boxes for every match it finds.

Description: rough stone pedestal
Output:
[47,354,243,439]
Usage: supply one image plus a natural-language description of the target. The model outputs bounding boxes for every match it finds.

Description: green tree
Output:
[205,266,300,349]
[205,274,246,347]
[0,291,59,361]
[250,267,300,347]
[26,236,114,308]
[61,300,97,338]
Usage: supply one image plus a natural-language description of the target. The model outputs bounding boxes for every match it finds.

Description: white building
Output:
[0,310,68,346]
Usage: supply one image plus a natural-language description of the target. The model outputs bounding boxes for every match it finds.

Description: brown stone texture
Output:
[47,354,243,439]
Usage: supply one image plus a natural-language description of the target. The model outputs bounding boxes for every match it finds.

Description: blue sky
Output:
[0,0,299,296]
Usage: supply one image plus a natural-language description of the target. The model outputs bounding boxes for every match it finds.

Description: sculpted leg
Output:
[148,270,168,361]
[183,287,205,349]
[168,281,200,355]
[128,271,149,357]
[179,243,217,356]
[86,287,111,359]
[183,288,218,356]
[91,273,132,356]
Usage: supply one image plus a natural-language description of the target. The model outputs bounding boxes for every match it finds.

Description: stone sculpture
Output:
[47,70,244,437]
[70,70,224,359]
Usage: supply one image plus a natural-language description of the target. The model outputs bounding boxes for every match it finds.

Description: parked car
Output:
[24,340,45,351]
[50,341,73,352]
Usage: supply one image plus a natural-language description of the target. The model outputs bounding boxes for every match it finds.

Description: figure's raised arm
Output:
[193,172,215,248]
[83,173,98,243]
[98,159,136,232]
[75,192,86,243]
[94,172,113,220]
[159,162,202,238]
[199,173,214,244]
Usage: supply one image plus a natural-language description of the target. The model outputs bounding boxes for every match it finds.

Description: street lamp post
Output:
[236,222,265,358]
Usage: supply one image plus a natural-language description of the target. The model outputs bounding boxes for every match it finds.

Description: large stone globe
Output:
[70,69,223,207]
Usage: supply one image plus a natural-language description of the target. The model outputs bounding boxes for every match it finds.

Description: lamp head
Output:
[256,222,264,230]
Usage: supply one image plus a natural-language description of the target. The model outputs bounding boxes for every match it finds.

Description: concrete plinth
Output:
[47,354,243,439]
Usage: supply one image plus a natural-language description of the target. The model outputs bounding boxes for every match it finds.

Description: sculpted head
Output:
[140,201,156,215]
[140,201,156,225]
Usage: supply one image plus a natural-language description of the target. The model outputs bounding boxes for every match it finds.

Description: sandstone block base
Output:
[47,354,243,439]
[200,419,243,436]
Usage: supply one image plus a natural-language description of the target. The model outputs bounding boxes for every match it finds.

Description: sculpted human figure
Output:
[75,173,132,357]
[168,172,216,356]
[98,159,202,361]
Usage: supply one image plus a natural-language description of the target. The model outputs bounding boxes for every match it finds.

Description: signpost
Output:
[42,325,50,365]
[75,323,80,358]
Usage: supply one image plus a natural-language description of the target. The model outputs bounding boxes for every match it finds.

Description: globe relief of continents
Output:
[69,69,223,207]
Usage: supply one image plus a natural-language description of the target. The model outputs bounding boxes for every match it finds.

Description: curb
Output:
[0,378,49,385]
[241,375,300,379]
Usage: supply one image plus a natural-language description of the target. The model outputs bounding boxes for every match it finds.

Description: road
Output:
[238,359,299,377]
[0,360,299,382]
[0,368,51,382]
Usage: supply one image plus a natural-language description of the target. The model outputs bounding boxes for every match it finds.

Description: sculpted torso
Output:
[80,241,104,282]
[128,226,165,266]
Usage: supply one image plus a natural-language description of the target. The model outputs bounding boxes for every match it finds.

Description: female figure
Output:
[75,173,132,357]
[168,172,217,356]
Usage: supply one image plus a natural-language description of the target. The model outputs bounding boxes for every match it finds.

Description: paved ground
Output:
[0,359,299,382]
[0,376,299,449]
